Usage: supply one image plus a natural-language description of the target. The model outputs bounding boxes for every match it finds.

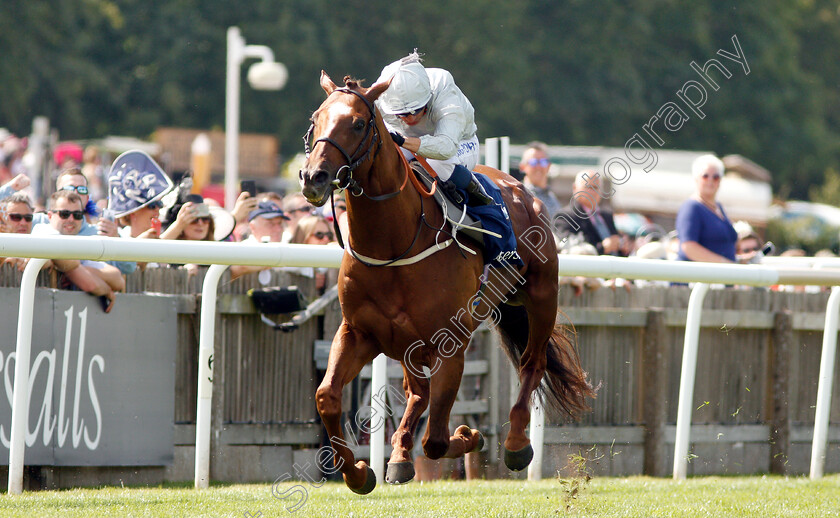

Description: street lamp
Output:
[225,26,288,210]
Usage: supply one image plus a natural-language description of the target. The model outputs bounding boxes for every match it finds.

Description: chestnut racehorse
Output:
[299,72,593,494]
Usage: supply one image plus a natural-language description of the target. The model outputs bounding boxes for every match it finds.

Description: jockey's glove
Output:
[389,131,406,147]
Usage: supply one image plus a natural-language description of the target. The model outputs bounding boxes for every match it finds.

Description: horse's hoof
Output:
[504,444,534,471]
[349,465,377,495]
[385,461,415,484]
[471,432,485,453]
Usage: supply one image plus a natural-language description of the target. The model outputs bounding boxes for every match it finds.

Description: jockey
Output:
[375,52,495,206]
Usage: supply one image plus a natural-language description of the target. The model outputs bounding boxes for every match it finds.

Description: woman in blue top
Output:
[675,155,738,263]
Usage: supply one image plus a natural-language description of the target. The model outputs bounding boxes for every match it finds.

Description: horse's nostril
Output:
[313,170,329,186]
[298,169,304,181]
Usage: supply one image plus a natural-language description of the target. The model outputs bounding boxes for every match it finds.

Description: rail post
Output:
[673,282,710,480]
[527,398,545,480]
[370,353,388,483]
[810,285,840,479]
[7,258,49,494]
[194,264,229,488]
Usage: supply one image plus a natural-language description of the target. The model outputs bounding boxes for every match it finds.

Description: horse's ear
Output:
[320,71,338,95]
[365,75,393,103]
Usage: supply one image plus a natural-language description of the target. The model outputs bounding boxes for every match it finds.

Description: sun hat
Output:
[108,150,174,218]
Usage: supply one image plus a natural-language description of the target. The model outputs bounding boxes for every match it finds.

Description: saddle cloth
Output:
[411,162,523,268]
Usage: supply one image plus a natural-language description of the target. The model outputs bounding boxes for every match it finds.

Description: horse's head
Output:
[299,72,392,206]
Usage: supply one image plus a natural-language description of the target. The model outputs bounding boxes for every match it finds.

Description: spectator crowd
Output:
[514,142,826,295]
[1,135,832,310]
[0,140,343,313]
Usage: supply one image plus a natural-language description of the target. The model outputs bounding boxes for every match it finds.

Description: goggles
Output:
[396,105,427,118]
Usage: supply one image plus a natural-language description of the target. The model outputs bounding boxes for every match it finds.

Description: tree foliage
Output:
[1,0,839,199]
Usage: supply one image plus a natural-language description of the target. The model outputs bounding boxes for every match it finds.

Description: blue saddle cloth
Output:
[463,174,523,268]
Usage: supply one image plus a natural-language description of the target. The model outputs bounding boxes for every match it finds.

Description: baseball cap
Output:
[248,201,290,222]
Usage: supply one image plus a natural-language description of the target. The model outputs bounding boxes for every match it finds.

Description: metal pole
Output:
[225,27,243,211]
[527,398,544,480]
[484,137,499,169]
[673,282,709,480]
[499,136,510,175]
[810,285,840,479]
[7,258,49,494]
[194,264,229,488]
[369,353,387,483]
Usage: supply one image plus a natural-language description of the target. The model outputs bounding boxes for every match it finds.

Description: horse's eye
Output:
[353,120,365,132]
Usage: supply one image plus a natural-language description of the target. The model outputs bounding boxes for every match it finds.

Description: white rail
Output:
[0,235,343,494]
[1,231,839,491]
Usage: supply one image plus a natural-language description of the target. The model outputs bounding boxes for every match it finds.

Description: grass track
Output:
[1,475,838,517]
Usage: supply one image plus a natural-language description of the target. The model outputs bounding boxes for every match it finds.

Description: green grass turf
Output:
[1,475,838,517]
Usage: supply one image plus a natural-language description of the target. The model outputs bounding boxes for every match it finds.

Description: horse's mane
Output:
[343,76,366,90]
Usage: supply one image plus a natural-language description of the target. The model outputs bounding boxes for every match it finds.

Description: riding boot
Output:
[465,175,495,206]
[438,179,464,205]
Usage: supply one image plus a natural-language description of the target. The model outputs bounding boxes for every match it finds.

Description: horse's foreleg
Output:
[316,323,378,494]
[385,367,430,485]
[421,351,482,461]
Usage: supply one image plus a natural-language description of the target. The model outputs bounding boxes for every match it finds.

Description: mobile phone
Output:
[101,208,115,222]
[150,216,161,234]
[761,241,775,256]
[241,180,257,197]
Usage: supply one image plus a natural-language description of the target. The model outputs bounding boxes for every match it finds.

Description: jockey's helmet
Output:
[377,60,432,115]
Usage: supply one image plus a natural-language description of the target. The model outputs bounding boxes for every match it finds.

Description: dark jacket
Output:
[555,201,622,255]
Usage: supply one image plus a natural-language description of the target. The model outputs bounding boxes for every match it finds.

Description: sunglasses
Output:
[701,174,721,180]
[289,206,314,214]
[147,200,163,210]
[313,231,334,240]
[526,158,550,167]
[396,105,427,118]
[60,185,89,195]
[54,210,85,220]
[6,213,33,222]
[192,216,212,224]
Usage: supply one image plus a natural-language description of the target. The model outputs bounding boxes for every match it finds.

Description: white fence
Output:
[1,234,839,493]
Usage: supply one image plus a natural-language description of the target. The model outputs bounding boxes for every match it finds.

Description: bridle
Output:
[302,86,451,266]
[303,87,400,201]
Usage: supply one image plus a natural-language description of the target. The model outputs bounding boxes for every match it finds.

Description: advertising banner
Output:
[0,288,177,466]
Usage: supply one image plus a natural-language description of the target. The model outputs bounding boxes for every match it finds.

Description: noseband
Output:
[303,88,383,197]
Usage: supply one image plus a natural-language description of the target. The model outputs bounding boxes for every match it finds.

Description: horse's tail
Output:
[496,304,595,419]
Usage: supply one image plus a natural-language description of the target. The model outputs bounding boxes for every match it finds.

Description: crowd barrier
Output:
[1,232,839,493]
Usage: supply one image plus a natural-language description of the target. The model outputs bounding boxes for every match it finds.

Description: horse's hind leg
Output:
[385,367,430,485]
[421,351,483,462]
[504,279,554,471]
[316,322,379,494]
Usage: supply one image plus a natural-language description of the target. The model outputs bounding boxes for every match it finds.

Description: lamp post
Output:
[225,26,288,210]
